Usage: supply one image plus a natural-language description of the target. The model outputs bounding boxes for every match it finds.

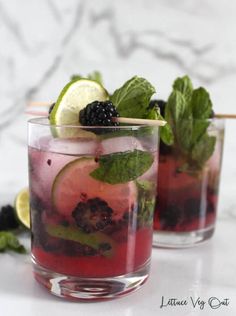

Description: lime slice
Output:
[50,79,109,137]
[52,157,137,220]
[46,224,116,258]
[15,188,30,229]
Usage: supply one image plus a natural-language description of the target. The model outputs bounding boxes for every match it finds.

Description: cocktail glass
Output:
[28,117,159,300]
[153,118,225,247]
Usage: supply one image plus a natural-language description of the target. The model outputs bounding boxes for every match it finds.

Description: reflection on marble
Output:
[0,1,236,212]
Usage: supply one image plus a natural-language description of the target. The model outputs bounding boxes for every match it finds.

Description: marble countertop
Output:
[0,218,235,316]
[0,0,236,314]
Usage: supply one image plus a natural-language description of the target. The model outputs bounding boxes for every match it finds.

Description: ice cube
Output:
[48,137,100,156]
[100,136,144,155]
[29,147,76,208]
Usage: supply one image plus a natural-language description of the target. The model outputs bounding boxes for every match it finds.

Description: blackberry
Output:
[72,198,113,233]
[159,141,172,156]
[149,99,166,117]
[0,205,19,231]
[79,101,119,126]
[159,205,181,229]
[183,199,202,221]
[65,241,99,257]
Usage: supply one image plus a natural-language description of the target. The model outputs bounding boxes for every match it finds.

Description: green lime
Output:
[50,79,109,137]
[52,157,137,220]
[15,188,30,229]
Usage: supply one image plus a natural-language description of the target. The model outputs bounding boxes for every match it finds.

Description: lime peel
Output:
[50,79,109,138]
[15,188,30,229]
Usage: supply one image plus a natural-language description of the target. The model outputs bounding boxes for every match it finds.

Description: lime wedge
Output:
[50,79,109,137]
[15,188,30,229]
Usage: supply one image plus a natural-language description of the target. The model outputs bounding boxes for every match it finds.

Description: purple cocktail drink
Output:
[28,119,159,300]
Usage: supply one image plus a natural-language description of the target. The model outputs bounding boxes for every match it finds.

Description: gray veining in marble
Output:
[0,0,235,217]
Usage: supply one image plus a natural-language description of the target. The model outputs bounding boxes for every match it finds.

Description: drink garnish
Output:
[50,75,165,132]
[158,75,216,170]
[90,149,154,184]
[79,100,119,127]
[110,76,156,119]
[50,78,109,137]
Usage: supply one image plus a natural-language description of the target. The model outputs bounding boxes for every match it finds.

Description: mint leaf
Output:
[160,122,174,146]
[0,232,26,254]
[136,180,156,227]
[191,120,210,145]
[146,107,174,145]
[166,90,189,126]
[71,71,103,85]
[90,150,154,184]
[190,87,213,119]
[173,75,193,104]
[191,135,216,168]
[145,106,159,120]
[163,75,216,170]
[176,118,193,152]
[71,74,83,81]
[87,71,103,85]
[111,76,156,118]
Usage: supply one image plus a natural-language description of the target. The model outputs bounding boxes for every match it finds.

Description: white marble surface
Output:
[1,220,236,316]
[0,0,236,315]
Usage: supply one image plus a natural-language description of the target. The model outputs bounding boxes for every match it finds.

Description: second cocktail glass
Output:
[153,118,225,247]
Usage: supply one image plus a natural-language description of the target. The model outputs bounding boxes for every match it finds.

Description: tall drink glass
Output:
[28,117,159,300]
[153,118,225,247]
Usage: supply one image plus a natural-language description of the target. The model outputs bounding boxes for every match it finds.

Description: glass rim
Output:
[27,117,159,130]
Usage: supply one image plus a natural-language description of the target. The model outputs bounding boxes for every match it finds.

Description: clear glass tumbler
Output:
[153,119,225,248]
[28,117,159,300]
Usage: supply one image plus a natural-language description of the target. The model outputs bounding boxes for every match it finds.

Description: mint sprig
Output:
[162,75,216,170]
[71,71,103,85]
[0,231,26,254]
[146,102,174,145]
[90,150,154,184]
[136,180,156,227]
[111,76,156,119]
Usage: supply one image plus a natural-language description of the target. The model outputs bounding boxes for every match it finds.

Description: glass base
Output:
[32,258,150,301]
[152,225,215,248]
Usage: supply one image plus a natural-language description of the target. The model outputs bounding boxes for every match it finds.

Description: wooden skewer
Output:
[25,110,166,126]
[26,102,236,123]
[26,102,166,126]
[114,117,166,126]
[214,114,236,119]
